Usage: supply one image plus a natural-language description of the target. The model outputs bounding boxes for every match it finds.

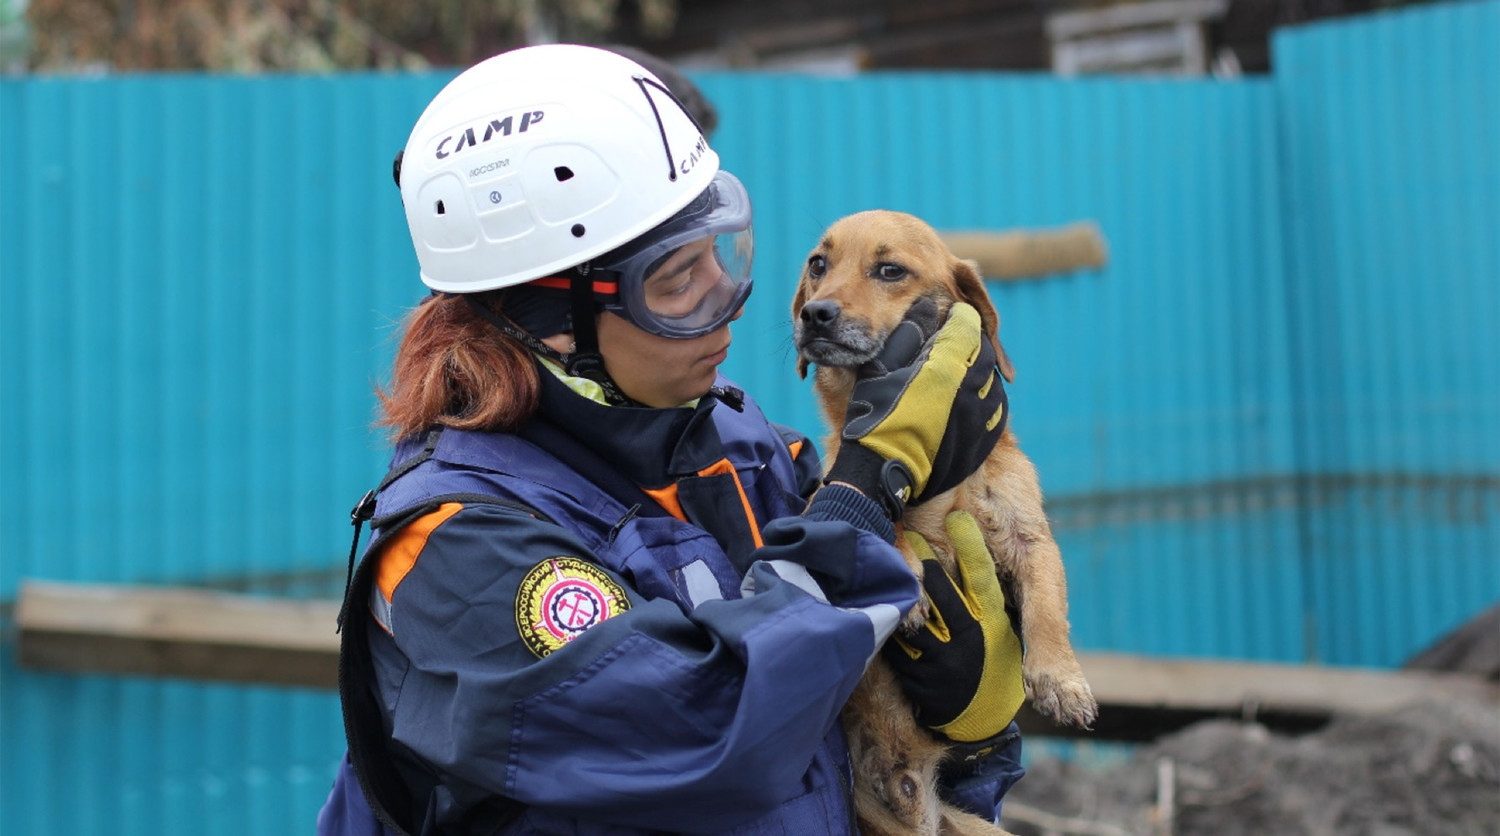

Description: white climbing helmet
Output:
[398,43,720,293]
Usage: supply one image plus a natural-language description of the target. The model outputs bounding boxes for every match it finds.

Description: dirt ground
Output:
[1000,697,1500,836]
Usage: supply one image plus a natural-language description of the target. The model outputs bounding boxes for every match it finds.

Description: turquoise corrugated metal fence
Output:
[0,74,449,596]
[1,2,1495,832]
[1272,0,1500,666]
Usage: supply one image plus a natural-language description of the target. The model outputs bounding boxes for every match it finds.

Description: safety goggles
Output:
[566,171,754,339]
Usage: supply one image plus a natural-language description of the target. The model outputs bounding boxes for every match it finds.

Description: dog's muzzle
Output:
[795,300,882,367]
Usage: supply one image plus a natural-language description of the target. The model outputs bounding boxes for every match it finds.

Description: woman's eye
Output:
[875,263,907,281]
[807,255,827,279]
[656,272,693,297]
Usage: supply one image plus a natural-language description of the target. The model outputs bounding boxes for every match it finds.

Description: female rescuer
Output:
[318,44,1025,835]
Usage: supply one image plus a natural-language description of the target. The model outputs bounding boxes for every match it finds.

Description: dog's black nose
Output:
[800,300,841,327]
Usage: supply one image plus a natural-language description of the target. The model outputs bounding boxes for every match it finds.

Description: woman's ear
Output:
[953,258,1015,383]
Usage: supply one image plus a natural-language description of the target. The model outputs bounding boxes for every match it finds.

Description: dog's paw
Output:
[1023,664,1098,729]
[899,590,933,634]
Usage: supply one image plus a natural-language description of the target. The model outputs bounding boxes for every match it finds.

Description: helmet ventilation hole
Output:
[554,166,575,182]
[571,224,586,237]
[435,200,446,215]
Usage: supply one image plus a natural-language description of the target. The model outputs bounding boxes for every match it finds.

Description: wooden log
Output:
[15,581,1498,738]
[939,222,1108,281]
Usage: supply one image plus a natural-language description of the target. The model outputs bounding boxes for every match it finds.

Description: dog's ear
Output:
[791,276,811,379]
[952,258,999,341]
[953,257,1016,383]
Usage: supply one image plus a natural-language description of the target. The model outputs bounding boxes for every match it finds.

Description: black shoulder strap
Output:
[337,426,542,836]
[339,511,422,835]
[338,428,443,633]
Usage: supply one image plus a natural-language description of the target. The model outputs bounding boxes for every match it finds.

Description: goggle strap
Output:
[531,274,621,299]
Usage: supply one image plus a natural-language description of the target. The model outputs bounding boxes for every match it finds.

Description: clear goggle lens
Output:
[634,228,753,336]
[595,170,754,339]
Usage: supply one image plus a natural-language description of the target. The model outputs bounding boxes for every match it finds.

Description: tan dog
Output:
[793,210,1097,836]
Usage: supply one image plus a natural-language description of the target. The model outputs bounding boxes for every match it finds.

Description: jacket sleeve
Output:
[371,489,917,833]
[934,722,1026,821]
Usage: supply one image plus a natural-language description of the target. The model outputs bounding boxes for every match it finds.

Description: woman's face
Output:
[594,232,741,405]
[596,309,738,407]
[592,235,746,407]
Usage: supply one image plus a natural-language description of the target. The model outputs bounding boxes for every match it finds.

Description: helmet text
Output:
[677,134,708,176]
[436,110,546,160]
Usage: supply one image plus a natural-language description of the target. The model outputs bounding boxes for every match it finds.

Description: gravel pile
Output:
[1002,697,1500,836]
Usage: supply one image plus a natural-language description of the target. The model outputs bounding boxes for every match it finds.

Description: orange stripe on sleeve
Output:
[788,439,805,460]
[376,502,464,604]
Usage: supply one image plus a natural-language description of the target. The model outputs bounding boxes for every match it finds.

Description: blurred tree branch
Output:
[26,0,678,72]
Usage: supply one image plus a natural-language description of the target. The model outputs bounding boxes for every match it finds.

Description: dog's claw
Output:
[899,592,933,634]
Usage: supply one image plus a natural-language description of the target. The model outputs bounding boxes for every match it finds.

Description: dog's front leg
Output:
[970,447,1098,729]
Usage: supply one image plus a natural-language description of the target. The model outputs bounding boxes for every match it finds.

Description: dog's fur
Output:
[793,210,1098,836]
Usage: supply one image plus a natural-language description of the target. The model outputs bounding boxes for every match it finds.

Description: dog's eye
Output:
[874,262,907,281]
[807,255,827,279]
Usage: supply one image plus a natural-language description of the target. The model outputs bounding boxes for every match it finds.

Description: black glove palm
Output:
[882,511,1025,744]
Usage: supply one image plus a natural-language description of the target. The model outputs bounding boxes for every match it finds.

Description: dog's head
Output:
[792,210,1014,382]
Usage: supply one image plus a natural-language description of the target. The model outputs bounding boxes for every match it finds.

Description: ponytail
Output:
[376,291,541,440]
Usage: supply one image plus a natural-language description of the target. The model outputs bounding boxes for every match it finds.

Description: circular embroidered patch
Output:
[515,557,631,658]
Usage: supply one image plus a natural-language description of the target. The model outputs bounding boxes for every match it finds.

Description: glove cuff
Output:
[938,721,1023,765]
[805,483,896,543]
[825,444,914,520]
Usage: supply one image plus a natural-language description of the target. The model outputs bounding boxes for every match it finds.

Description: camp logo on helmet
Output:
[678,134,709,177]
[433,109,546,161]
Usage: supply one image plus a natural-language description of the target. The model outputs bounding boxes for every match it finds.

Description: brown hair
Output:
[376,291,541,440]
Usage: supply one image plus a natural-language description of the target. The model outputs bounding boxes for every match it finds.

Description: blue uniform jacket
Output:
[319,372,1022,834]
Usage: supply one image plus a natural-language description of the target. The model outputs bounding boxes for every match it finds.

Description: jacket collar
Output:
[533,367,726,489]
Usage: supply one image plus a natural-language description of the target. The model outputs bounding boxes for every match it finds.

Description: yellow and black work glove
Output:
[882,510,1025,746]
[824,300,1008,519]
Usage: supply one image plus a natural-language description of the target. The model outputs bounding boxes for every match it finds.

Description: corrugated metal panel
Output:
[1273,0,1500,665]
[1,73,454,596]
[3,70,1306,653]
[0,644,343,835]
[1,75,450,833]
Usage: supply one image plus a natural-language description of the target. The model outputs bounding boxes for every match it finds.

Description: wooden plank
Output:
[1017,651,1500,740]
[15,581,1498,739]
[1045,0,1229,40]
[15,580,341,689]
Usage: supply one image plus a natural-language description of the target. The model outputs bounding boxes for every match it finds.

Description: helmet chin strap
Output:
[463,290,638,407]
[563,264,640,407]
